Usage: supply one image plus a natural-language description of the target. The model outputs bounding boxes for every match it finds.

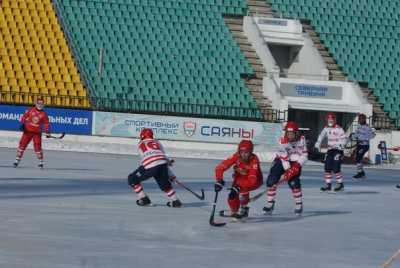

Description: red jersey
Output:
[215,153,263,183]
[138,138,168,169]
[20,107,49,134]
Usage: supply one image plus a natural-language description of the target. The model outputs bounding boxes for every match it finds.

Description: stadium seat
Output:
[54,0,259,118]
[268,0,400,126]
[0,0,90,108]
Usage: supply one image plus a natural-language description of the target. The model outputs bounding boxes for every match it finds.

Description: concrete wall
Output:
[288,34,329,80]
[0,130,277,162]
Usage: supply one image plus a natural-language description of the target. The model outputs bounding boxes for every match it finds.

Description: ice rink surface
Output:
[0,148,399,268]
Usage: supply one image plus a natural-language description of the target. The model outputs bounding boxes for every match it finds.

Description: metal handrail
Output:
[0,91,287,123]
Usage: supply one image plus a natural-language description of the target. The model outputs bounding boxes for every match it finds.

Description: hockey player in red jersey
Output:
[127,128,182,207]
[14,98,50,168]
[263,121,308,216]
[315,112,347,192]
[214,140,263,219]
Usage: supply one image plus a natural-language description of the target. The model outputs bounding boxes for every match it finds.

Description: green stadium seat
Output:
[54,0,261,118]
[267,0,400,126]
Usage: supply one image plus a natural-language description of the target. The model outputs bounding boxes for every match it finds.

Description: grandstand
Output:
[266,0,400,128]
[0,0,90,108]
[53,0,276,120]
[1,0,399,128]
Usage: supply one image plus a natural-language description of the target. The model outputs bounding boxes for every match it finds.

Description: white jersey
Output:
[276,135,308,167]
[138,139,168,169]
[316,124,347,150]
[353,124,375,145]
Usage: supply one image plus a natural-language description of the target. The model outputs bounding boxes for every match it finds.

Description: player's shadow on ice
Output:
[246,210,351,223]
[340,191,379,195]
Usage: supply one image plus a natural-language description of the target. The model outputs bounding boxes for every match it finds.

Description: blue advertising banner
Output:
[93,111,282,146]
[0,104,92,135]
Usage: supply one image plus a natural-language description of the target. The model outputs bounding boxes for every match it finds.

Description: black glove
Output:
[228,186,240,199]
[214,180,225,192]
[168,159,175,166]
[19,124,25,131]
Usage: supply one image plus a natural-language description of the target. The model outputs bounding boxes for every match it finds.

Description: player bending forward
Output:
[315,112,347,192]
[127,128,182,207]
[14,98,50,168]
[263,121,307,216]
[214,140,263,219]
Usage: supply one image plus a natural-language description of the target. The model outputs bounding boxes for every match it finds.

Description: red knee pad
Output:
[228,197,240,213]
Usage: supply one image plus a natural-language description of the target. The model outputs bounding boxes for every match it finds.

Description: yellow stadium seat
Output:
[43,72,52,81]
[0,0,89,107]
[50,66,59,74]
[72,74,81,83]
[53,73,62,81]
[46,81,55,89]
[25,72,34,80]
[37,79,46,88]
[56,82,65,91]
[28,79,36,88]
[15,70,24,79]
[6,70,15,78]
[62,74,71,82]
[9,78,18,87]
[32,65,41,73]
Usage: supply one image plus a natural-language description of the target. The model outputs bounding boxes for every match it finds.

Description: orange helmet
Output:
[238,140,253,153]
[140,128,154,140]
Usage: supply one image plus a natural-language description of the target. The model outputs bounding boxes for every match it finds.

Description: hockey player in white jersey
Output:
[127,128,182,207]
[315,112,347,192]
[351,113,376,179]
[263,121,308,215]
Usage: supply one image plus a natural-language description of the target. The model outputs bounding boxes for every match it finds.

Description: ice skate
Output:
[166,199,182,208]
[262,201,275,215]
[320,183,332,192]
[334,183,344,192]
[353,171,365,179]
[136,196,152,206]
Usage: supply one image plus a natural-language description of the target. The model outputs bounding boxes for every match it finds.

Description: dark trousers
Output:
[325,149,343,173]
[266,159,301,190]
[128,164,171,191]
[355,145,369,164]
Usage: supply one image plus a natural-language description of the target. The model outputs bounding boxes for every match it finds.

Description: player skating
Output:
[127,128,182,207]
[214,140,263,219]
[315,112,347,192]
[13,98,50,168]
[263,121,307,216]
[350,113,376,179]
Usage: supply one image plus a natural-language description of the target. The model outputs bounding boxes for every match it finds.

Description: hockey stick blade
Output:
[48,132,66,139]
[174,179,205,200]
[210,218,226,227]
[209,191,226,227]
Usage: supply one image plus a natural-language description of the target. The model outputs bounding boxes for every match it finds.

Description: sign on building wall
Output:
[280,82,343,99]
[93,111,282,146]
[0,104,93,135]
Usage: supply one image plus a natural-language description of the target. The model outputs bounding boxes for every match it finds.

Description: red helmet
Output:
[140,128,153,140]
[238,140,253,153]
[326,112,336,121]
[284,121,299,132]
